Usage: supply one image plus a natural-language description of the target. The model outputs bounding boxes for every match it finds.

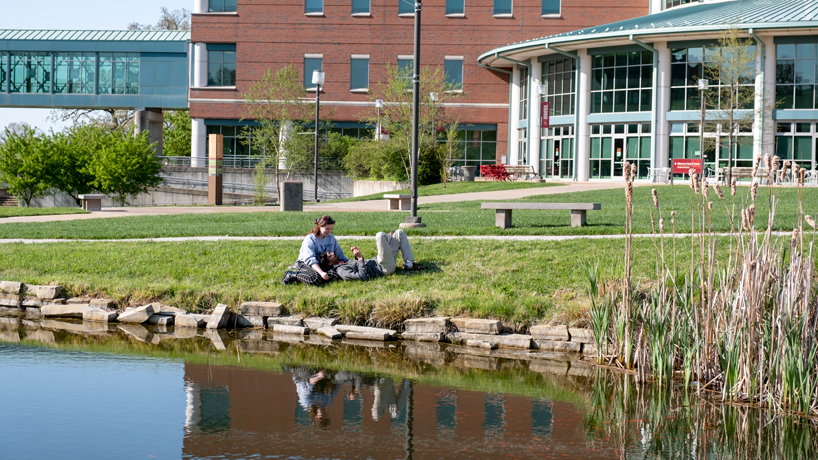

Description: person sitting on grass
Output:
[283,251,340,286]
[295,215,348,282]
[335,228,426,282]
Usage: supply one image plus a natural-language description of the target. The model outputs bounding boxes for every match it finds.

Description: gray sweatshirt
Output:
[333,259,384,282]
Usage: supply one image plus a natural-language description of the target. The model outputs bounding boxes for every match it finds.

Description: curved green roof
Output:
[480,0,818,64]
[0,30,190,42]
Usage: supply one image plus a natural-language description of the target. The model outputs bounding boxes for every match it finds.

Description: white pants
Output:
[375,229,414,275]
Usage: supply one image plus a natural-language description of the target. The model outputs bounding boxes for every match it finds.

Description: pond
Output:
[1,316,816,459]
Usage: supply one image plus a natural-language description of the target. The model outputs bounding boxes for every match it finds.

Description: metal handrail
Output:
[158,156,344,169]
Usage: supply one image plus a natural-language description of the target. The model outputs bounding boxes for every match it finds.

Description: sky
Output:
[0,1,189,134]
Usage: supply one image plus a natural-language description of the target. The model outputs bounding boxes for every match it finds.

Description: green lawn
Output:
[0,236,734,328]
[0,207,89,218]
[0,185,814,239]
[328,180,560,202]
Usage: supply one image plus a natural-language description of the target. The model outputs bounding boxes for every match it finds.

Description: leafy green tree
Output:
[48,125,99,206]
[162,110,192,157]
[86,129,162,206]
[0,125,53,206]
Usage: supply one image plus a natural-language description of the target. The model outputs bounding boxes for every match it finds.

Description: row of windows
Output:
[591,51,653,114]
[542,59,576,117]
[300,0,560,16]
[776,42,818,110]
[301,56,463,90]
[1,51,140,95]
[670,46,756,111]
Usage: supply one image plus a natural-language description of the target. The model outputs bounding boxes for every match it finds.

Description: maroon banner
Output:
[672,158,703,175]
[541,101,550,128]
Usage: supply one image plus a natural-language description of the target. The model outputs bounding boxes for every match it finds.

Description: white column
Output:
[655,42,671,170]
[193,0,208,14]
[761,35,776,158]
[191,118,206,167]
[193,43,207,88]
[529,58,542,175]
[649,0,663,14]
[576,49,591,181]
[509,67,521,165]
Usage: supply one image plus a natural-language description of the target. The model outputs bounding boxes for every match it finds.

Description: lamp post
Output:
[375,99,384,141]
[312,69,325,202]
[429,92,438,135]
[401,0,426,228]
[698,78,708,182]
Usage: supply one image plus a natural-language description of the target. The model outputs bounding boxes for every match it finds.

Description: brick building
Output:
[188,0,649,170]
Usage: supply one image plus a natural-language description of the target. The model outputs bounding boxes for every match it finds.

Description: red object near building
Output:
[672,159,703,175]
[541,101,550,128]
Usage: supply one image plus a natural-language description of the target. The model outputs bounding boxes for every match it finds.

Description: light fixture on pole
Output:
[698,78,708,181]
[536,84,547,96]
[402,0,426,228]
[312,69,325,202]
[375,99,384,141]
[429,92,438,134]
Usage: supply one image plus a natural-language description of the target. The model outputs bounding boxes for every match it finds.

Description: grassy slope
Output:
[327,181,561,202]
[0,207,88,218]
[0,185,814,239]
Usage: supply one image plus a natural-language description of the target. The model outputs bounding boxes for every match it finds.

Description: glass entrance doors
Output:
[589,124,652,179]
[540,125,574,179]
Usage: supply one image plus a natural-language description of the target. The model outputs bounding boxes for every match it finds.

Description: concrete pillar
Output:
[760,35,776,158]
[576,50,591,181]
[134,109,164,156]
[193,43,207,88]
[193,0,208,14]
[529,57,542,175]
[191,118,207,167]
[649,0,663,14]
[208,133,223,206]
[655,42,671,170]
[509,67,521,165]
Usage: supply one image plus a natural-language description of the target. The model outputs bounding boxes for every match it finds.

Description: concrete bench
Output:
[77,194,105,212]
[481,202,602,228]
[503,165,536,181]
[384,194,411,211]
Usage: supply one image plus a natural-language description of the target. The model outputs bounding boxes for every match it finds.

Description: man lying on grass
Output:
[282,229,426,285]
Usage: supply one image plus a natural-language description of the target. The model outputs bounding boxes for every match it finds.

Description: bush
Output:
[418,143,442,186]
[85,129,162,206]
[343,140,407,181]
[0,125,53,206]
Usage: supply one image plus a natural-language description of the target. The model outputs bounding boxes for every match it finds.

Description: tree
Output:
[48,125,99,206]
[436,117,462,188]
[127,7,191,31]
[241,65,316,204]
[163,110,192,157]
[0,126,53,206]
[85,129,162,205]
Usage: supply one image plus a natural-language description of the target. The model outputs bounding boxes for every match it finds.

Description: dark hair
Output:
[311,215,335,236]
[315,252,333,272]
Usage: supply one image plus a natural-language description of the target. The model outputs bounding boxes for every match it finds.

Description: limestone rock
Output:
[229,313,262,328]
[22,300,41,308]
[206,304,230,329]
[0,281,21,294]
[174,315,201,328]
[239,301,284,317]
[29,329,56,344]
[334,324,398,340]
[530,324,570,341]
[447,332,532,349]
[118,323,152,342]
[404,317,450,334]
[466,339,498,350]
[43,298,66,305]
[188,314,211,327]
[451,318,502,335]
[402,332,445,342]
[0,299,19,307]
[568,328,595,343]
[36,286,63,300]
[267,315,305,327]
[147,315,174,326]
[0,330,20,342]
[82,308,119,323]
[41,304,90,318]
[89,299,115,309]
[532,340,582,353]
[272,324,309,335]
[66,298,89,304]
[317,326,342,339]
[117,304,155,324]
[303,317,338,330]
[345,330,392,341]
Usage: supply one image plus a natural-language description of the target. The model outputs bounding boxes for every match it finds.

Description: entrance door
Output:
[613,138,625,178]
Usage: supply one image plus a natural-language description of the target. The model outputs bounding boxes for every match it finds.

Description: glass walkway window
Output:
[0,55,6,92]
[670,45,755,111]
[208,46,237,87]
[10,52,51,93]
[54,52,95,94]
[591,51,653,113]
[98,53,139,95]
[776,41,818,110]
[542,58,575,117]
[209,0,237,12]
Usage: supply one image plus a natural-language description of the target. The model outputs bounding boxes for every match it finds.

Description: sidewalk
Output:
[0,181,625,224]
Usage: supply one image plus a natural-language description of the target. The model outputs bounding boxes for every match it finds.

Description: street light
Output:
[375,99,384,141]
[312,69,325,202]
[401,0,426,229]
[429,92,438,134]
[698,78,708,182]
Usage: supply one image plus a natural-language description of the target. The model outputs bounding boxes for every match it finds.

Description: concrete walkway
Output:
[1,181,625,224]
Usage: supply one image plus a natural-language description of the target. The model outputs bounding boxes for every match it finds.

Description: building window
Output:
[664,0,696,10]
[542,58,576,118]
[350,56,369,91]
[54,52,95,94]
[98,53,139,95]
[494,0,512,15]
[399,0,413,15]
[590,123,652,179]
[209,0,237,12]
[9,52,51,94]
[304,56,323,88]
[669,122,754,176]
[591,51,653,114]
[207,45,236,87]
[305,0,323,14]
[670,45,755,111]
[775,122,816,171]
[439,129,498,169]
[776,42,818,110]
[540,125,574,179]
[518,66,529,120]
[352,0,370,14]
[446,0,464,15]
[542,0,560,15]
[445,57,463,90]
[397,57,414,75]
[0,55,5,92]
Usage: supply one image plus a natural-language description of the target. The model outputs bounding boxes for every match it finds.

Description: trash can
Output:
[462,166,477,182]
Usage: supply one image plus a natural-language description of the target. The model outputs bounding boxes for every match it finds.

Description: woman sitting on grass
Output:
[289,215,348,284]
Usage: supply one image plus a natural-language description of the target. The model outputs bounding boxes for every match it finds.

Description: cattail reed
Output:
[772,155,780,176]
[670,210,676,225]
[749,203,756,226]
[708,201,713,211]
[714,183,724,200]
[751,180,758,201]
[753,154,760,177]
[702,180,709,200]
[731,177,737,196]
[764,152,772,173]
[806,215,816,229]
[741,208,749,230]
[651,189,659,209]
[791,227,799,248]
[659,218,665,232]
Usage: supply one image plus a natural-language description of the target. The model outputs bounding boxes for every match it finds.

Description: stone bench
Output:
[481,202,602,228]
[384,194,411,211]
[78,194,105,212]
[503,165,536,181]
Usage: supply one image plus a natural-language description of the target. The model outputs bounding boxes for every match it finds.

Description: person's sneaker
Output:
[404,263,427,271]
[281,271,298,285]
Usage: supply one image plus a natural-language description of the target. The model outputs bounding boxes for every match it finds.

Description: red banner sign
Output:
[541,101,550,128]
[672,158,703,175]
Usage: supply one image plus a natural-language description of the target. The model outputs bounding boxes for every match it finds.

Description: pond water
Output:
[1,317,817,459]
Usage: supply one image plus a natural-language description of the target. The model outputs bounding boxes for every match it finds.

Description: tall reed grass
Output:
[588,157,818,417]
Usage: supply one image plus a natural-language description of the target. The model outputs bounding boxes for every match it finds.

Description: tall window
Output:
[518,66,529,120]
[542,58,576,117]
[98,53,139,95]
[350,56,369,90]
[352,0,370,14]
[397,57,414,75]
[399,0,413,15]
[207,45,236,87]
[304,56,323,88]
[9,52,51,93]
[542,0,560,15]
[776,42,817,110]
[670,45,755,111]
[446,0,464,15]
[54,52,95,94]
[494,0,512,15]
[445,57,463,90]
[305,0,323,14]
[209,0,237,12]
[591,51,653,113]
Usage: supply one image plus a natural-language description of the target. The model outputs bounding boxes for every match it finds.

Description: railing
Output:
[158,176,351,202]
[158,156,344,170]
